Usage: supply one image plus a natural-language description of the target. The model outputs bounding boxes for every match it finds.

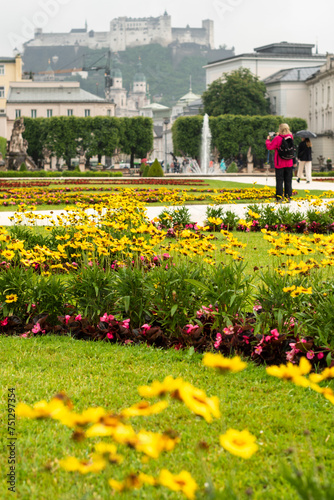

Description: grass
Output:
[1,336,333,499]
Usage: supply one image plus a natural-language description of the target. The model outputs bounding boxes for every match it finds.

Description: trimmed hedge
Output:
[0,136,6,158]
[172,115,307,160]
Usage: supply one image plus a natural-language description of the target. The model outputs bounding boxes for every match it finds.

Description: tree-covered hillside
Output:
[22,44,234,107]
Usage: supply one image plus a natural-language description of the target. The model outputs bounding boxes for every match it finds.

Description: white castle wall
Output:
[25,15,213,52]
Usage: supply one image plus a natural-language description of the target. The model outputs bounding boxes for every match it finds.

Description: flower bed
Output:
[0,196,334,366]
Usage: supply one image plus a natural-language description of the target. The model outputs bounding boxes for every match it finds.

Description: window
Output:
[328,85,331,103]
[272,96,277,114]
[0,87,4,98]
[84,109,90,117]
[31,109,37,118]
[47,109,53,118]
[67,109,73,116]
[15,109,21,118]
[0,65,4,75]
[107,109,111,116]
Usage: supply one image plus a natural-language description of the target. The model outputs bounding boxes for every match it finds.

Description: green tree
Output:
[119,117,153,168]
[172,115,203,159]
[202,68,270,116]
[22,118,48,164]
[147,159,164,177]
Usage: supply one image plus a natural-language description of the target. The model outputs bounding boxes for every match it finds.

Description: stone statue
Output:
[8,118,25,154]
[78,147,86,172]
[247,146,253,173]
[42,147,52,171]
[7,118,37,171]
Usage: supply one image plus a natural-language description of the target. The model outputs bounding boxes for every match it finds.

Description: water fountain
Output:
[200,113,212,174]
[185,114,217,175]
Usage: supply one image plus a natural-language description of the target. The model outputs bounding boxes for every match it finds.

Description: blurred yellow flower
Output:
[158,469,198,499]
[203,353,247,373]
[220,429,258,459]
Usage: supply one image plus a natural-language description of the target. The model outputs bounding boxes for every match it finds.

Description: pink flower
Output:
[162,253,170,260]
[1,317,8,326]
[20,333,28,338]
[300,339,307,343]
[140,256,145,261]
[31,304,36,309]
[223,326,234,335]
[317,352,324,360]
[214,333,222,349]
[242,335,250,344]
[121,319,130,329]
[141,323,151,333]
[88,260,93,266]
[253,303,262,312]
[65,315,71,325]
[254,345,263,355]
[75,314,82,321]
[32,323,41,333]
[107,332,114,340]
[306,350,315,360]
[184,324,198,334]
[124,339,133,344]
[100,313,115,323]
[270,329,280,338]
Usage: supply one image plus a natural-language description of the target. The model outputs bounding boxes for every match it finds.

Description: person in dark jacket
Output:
[296,138,312,183]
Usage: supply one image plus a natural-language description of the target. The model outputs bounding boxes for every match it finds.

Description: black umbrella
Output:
[295,130,317,138]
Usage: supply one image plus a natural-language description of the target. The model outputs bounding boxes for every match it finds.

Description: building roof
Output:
[141,102,170,110]
[177,89,201,106]
[263,66,322,84]
[7,86,105,103]
[205,42,326,67]
[0,57,16,63]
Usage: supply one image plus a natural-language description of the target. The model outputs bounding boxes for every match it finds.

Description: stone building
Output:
[0,54,22,137]
[264,66,321,121]
[306,55,334,161]
[204,42,326,86]
[5,81,115,140]
[24,13,214,52]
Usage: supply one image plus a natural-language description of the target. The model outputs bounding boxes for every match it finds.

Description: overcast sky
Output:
[1,0,333,57]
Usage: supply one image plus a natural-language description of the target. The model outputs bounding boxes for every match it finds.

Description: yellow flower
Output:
[59,454,106,474]
[203,353,247,373]
[283,285,296,293]
[16,398,68,420]
[138,376,184,398]
[120,400,168,418]
[109,473,155,492]
[158,469,198,500]
[94,443,123,464]
[58,406,106,428]
[134,430,180,459]
[174,382,221,423]
[219,429,258,459]
[5,294,18,303]
[290,286,312,297]
[266,357,311,386]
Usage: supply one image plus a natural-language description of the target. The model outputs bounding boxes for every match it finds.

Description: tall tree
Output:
[119,117,153,168]
[202,68,270,116]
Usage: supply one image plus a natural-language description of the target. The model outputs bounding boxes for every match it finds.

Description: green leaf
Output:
[170,304,178,317]
[123,296,130,313]
[185,279,211,293]
[326,351,332,367]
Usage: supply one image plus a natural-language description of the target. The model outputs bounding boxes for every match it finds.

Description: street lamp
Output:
[163,118,170,173]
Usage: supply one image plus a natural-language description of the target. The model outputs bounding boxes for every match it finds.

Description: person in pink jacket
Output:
[266,123,294,202]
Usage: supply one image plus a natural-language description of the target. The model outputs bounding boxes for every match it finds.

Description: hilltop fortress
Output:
[25,13,214,51]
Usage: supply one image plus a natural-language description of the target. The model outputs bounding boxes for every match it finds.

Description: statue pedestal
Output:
[79,162,85,172]
[44,161,51,171]
[247,163,253,173]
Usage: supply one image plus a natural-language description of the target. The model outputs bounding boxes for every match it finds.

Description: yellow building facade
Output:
[0,55,22,111]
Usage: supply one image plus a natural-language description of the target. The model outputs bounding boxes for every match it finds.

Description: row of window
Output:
[311,84,332,106]
[0,65,4,76]
[15,109,95,119]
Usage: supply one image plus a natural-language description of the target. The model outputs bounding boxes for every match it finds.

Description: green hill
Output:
[22,44,234,108]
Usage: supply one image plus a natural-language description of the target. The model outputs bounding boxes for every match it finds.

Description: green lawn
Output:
[1,336,333,499]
